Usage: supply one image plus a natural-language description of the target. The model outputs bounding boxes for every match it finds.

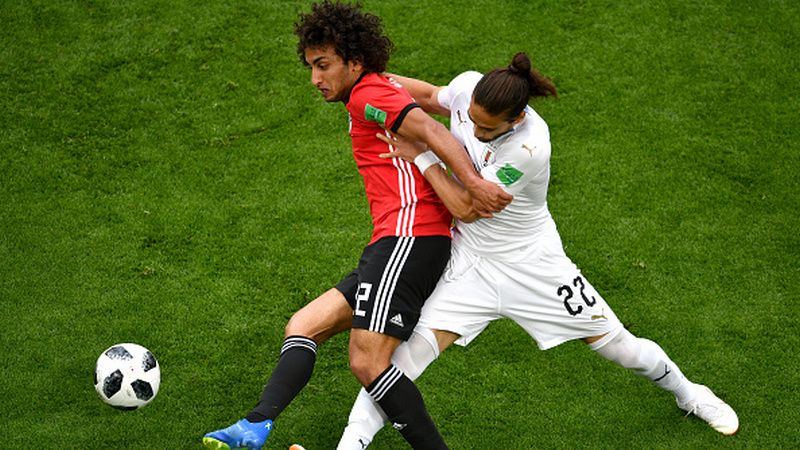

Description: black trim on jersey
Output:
[391,103,421,133]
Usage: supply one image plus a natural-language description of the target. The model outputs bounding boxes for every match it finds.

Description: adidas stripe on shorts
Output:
[336,235,450,341]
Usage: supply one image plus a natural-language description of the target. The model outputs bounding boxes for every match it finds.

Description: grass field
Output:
[2,0,798,448]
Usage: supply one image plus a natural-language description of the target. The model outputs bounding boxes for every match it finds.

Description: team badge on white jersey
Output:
[481,146,495,167]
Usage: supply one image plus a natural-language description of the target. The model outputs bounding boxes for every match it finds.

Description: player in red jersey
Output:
[202,2,510,449]
[344,70,453,243]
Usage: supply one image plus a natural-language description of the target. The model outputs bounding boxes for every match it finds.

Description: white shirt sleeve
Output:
[480,137,551,195]
[437,71,483,111]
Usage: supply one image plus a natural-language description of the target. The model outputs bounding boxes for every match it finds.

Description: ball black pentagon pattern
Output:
[103,369,124,398]
[105,345,133,360]
[131,379,154,401]
[142,351,157,372]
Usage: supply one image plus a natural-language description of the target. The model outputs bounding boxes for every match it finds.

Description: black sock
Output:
[246,335,317,422]
[367,365,448,450]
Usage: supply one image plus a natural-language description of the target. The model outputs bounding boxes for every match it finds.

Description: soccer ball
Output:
[94,343,160,410]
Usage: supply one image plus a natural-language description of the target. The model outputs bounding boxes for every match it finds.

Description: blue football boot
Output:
[203,419,273,450]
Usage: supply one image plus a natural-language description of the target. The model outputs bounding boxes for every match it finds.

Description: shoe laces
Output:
[684,395,724,421]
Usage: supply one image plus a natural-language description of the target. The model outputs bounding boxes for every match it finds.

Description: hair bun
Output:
[510,52,532,74]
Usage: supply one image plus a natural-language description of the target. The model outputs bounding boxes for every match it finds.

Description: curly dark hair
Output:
[294,1,393,73]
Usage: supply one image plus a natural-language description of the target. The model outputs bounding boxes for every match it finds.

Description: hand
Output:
[466,178,513,217]
[376,133,427,162]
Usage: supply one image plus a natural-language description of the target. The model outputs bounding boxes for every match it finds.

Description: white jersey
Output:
[418,71,622,349]
[437,71,554,261]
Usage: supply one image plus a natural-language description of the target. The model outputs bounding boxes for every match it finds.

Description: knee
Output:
[594,329,660,372]
[284,312,310,338]
[348,330,397,386]
[593,329,639,367]
[391,329,440,381]
[284,308,344,343]
[348,351,379,386]
[282,288,353,343]
[349,345,392,387]
[285,310,330,342]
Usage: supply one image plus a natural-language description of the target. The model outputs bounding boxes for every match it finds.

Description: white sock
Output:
[591,328,695,404]
[337,389,386,450]
[337,327,440,450]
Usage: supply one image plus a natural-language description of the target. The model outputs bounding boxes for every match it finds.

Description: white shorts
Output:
[418,222,623,350]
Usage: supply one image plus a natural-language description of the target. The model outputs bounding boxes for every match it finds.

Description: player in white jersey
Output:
[336,53,739,449]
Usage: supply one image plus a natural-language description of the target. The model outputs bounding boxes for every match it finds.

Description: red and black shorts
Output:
[336,235,450,341]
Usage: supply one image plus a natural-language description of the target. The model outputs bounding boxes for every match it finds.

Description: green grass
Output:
[2,0,798,448]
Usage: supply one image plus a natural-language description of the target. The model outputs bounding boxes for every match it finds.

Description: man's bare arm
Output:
[386,74,450,116]
[396,108,511,215]
[376,133,480,222]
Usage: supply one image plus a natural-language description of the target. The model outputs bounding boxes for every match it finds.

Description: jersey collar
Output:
[342,71,370,105]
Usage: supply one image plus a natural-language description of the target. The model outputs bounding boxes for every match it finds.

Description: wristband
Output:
[414,150,440,174]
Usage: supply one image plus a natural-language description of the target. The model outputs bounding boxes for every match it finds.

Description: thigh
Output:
[349,328,401,366]
[418,243,501,347]
[286,288,353,343]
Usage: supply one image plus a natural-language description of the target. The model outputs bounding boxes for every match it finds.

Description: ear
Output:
[348,58,364,74]
[510,109,526,125]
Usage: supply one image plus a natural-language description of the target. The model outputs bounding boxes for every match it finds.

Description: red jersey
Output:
[345,73,452,244]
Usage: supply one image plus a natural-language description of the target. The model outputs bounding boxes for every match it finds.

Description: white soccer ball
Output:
[94,343,160,410]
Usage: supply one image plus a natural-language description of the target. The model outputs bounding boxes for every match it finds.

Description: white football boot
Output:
[677,384,739,435]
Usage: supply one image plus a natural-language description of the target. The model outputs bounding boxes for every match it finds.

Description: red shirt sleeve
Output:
[347,73,419,133]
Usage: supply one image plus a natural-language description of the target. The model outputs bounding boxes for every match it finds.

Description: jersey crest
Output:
[481,145,496,167]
